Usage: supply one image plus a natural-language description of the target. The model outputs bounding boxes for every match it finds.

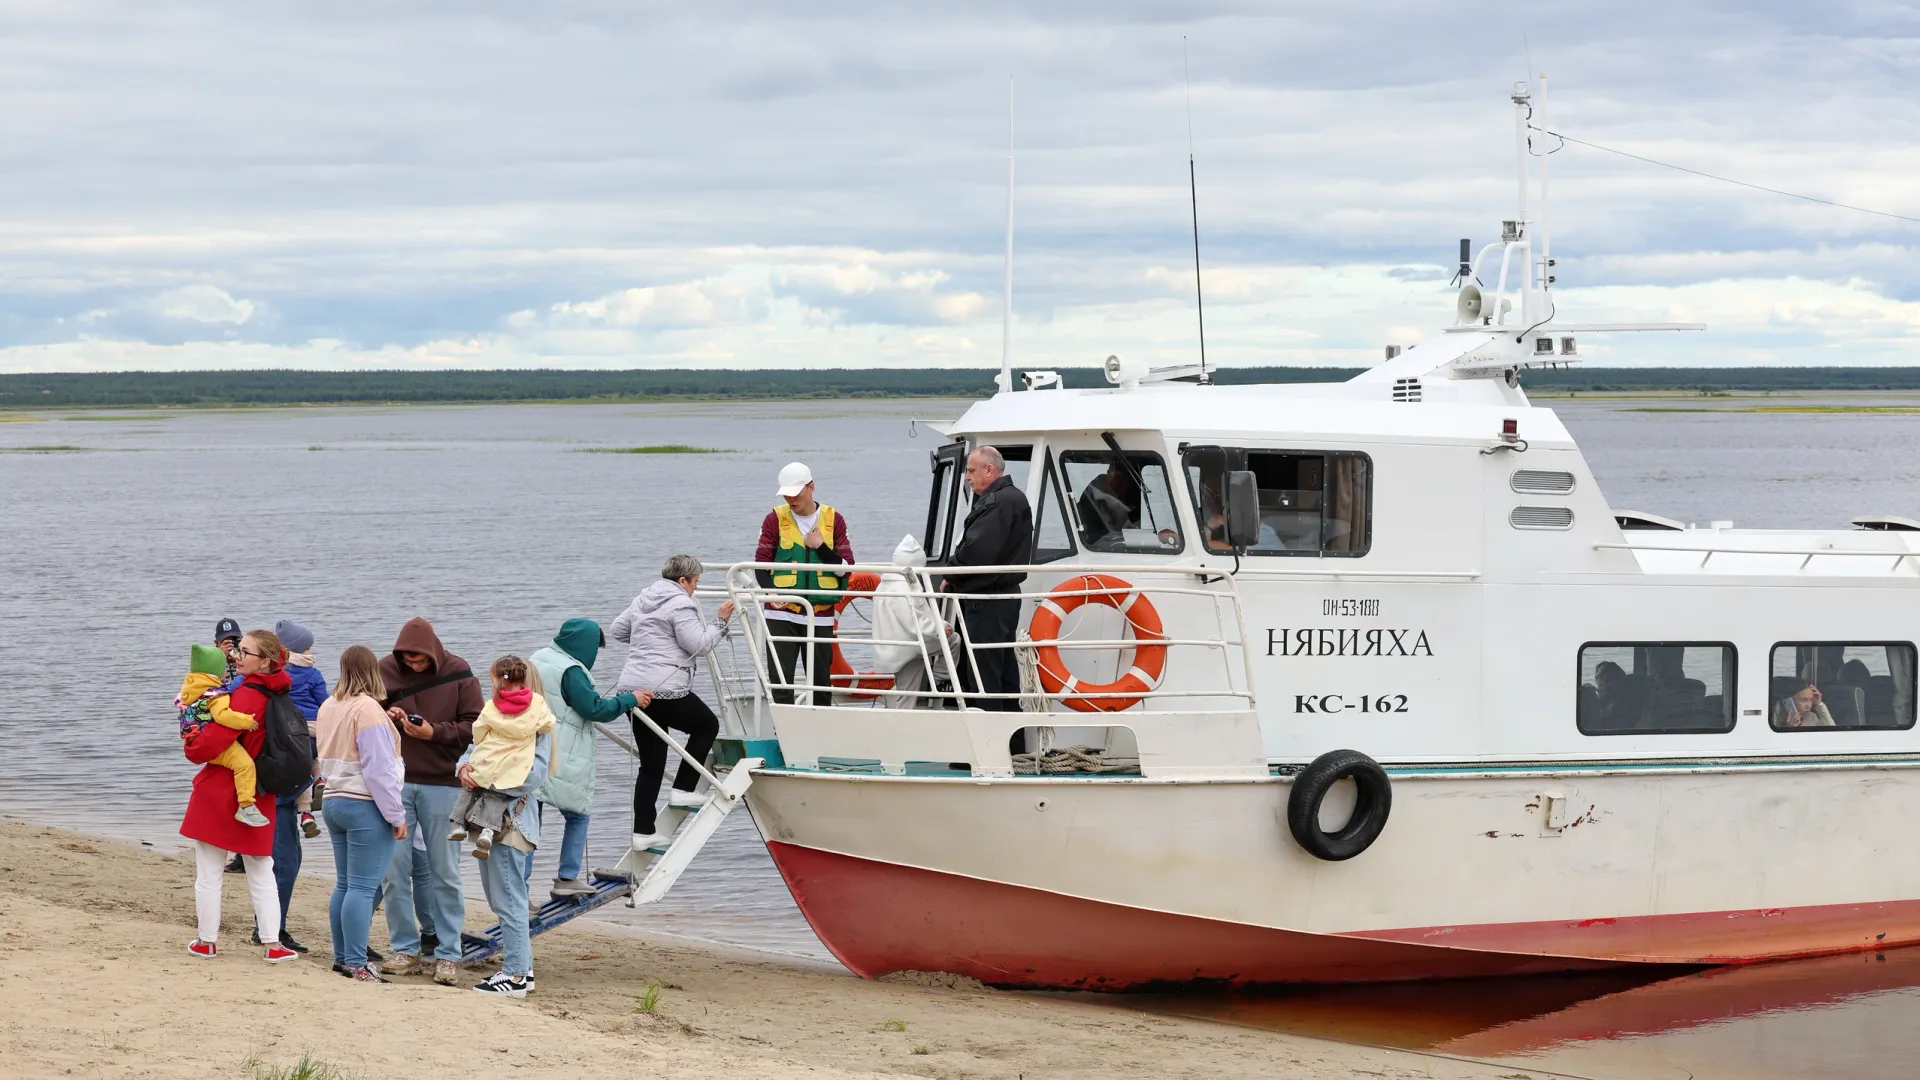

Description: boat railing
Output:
[703,561,1257,725]
[1597,539,1919,571]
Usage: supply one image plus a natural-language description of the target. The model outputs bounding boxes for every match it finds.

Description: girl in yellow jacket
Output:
[450,655,557,858]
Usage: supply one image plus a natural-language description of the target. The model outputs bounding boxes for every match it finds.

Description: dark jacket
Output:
[949,474,1033,594]
[378,617,482,787]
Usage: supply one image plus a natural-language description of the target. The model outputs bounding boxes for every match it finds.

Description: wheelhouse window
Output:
[1769,643,1917,731]
[1577,643,1736,735]
[996,444,1033,492]
[1182,447,1371,556]
[1059,449,1183,554]
[1031,453,1076,564]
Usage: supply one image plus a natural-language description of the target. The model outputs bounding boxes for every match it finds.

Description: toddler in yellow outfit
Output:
[451,655,557,859]
[177,643,270,827]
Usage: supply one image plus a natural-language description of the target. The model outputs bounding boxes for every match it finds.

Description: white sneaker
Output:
[472,971,531,998]
[666,790,709,810]
[630,832,666,853]
[234,804,271,828]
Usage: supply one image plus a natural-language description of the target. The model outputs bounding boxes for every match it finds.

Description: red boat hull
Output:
[765,840,1920,990]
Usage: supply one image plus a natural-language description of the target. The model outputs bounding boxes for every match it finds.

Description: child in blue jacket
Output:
[277,620,329,837]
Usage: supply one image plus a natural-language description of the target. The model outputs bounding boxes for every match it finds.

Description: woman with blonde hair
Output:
[317,645,409,981]
[181,628,298,962]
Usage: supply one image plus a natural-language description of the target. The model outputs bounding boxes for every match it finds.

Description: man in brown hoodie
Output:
[375,616,482,985]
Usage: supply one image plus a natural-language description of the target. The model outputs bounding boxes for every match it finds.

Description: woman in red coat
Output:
[183,628,299,962]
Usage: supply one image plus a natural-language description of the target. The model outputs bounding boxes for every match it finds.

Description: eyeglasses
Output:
[239,648,272,660]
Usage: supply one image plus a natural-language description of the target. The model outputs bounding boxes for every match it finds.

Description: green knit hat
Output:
[190,643,228,677]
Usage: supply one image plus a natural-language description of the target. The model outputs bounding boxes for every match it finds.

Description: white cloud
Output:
[156,285,254,325]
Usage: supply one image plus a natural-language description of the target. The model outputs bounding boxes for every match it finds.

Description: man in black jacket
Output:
[944,445,1033,711]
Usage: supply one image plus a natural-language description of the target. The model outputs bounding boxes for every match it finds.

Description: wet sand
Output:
[0,818,1530,1080]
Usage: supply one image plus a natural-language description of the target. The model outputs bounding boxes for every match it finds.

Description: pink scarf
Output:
[494,687,533,714]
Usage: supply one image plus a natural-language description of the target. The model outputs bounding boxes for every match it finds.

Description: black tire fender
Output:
[1286,749,1392,861]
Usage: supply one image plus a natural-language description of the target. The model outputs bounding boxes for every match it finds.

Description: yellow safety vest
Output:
[771,503,842,608]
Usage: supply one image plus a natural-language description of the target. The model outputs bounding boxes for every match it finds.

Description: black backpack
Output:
[251,687,315,797]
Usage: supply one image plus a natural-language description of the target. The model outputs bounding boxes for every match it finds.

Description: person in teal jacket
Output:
[528,618,643,898]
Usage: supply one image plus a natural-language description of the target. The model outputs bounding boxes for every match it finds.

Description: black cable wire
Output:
[1540,127,1920,225]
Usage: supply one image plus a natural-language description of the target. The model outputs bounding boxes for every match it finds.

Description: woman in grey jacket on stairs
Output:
[609,554,735,852]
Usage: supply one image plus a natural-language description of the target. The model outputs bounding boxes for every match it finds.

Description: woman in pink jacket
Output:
[316,645,409,981]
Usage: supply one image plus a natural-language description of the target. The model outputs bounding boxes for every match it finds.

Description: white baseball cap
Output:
[777,461,814,498]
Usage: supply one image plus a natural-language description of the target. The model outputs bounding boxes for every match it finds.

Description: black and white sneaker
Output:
[472,971,531,998]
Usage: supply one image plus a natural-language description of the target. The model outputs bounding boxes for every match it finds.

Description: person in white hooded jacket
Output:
[871,535,957,709]
[609,555,736,851]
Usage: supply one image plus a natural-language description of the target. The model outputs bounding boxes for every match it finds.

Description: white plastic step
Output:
[608,757,761,906]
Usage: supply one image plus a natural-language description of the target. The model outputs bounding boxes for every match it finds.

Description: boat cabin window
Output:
[997,444,1033,491]
[1031,453,1076,564]
[1769,643,1917,731]
[1059,450,1183,554]
[1576,643,1736,735]
[1182,447,1371,556]
[924,442,966,562]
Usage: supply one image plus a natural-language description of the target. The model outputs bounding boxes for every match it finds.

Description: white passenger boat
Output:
[671,82,1920,989]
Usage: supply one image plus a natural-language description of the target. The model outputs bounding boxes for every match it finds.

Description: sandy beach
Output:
[0,817,1537,1080]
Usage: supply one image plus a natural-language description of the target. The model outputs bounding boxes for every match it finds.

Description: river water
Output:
[3,390,1918,1078]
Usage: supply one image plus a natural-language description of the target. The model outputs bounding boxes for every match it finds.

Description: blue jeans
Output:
[381,782,463,962]
[325,797,396,970]
[371,845,437,937]
[530,803,590,883]
[479,841,533,976]
[270,793,301,933]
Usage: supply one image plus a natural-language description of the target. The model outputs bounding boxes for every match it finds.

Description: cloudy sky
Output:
[0,1,1916,373]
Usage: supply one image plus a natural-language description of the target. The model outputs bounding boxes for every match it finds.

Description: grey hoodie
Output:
[609,579,732,697]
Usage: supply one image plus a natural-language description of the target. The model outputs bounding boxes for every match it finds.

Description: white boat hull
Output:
[745,763,1920,988]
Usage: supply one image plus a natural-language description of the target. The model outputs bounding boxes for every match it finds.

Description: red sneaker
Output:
[187,939,217,959]
[263,944,299,964]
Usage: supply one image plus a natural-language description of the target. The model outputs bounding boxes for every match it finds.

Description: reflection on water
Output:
[1130,947,1920,1079]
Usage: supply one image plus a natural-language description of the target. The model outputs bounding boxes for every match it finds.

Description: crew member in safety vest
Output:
[754,461,854,705]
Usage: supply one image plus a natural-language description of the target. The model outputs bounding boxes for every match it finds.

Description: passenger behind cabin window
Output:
[1773,679,1835,728]
[1644,650,1712,730]
[1076,461,1139,548]
[1588,660,1648,732]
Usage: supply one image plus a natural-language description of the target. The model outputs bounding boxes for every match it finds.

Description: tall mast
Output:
[1512,80,1530,236]
[1511,79,1533,324]
[1184,38,1208,381]
[1000,76,1014,392]
[1538,71,1552,296]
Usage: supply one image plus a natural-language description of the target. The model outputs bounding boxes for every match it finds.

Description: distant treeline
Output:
[3,365,1919,408]
[0,366,1357,407]
[1523,367,1920,392]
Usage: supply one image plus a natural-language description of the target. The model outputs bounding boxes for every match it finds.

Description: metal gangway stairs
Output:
[459,703,760,965]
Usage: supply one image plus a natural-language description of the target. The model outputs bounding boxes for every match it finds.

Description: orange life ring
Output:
[1028,574,1168,713]
[828,572,894,698]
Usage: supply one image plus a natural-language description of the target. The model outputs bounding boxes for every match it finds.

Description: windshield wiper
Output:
[1099,431,1161,532]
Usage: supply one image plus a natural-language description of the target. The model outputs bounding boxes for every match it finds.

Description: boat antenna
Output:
[1000,75,1015,394]
[1183,38,1209,383]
